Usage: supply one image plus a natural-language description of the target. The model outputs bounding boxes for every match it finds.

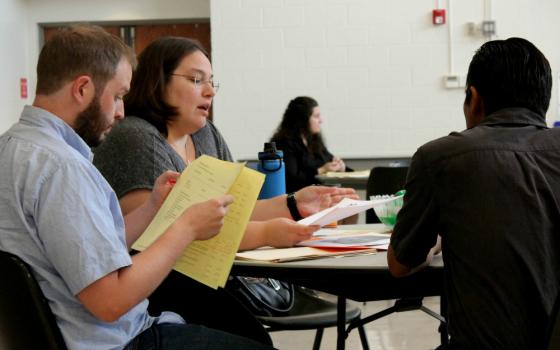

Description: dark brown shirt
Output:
[392,107,560,349]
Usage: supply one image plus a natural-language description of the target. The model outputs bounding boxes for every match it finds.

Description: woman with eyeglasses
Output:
[93,36,357,344]
[271,96,352,193]
[93,35,357,256]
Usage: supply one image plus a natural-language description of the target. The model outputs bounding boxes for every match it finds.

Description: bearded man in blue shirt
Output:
[0,24,274,350]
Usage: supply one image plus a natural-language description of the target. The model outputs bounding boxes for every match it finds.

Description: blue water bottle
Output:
[257,142,286,199]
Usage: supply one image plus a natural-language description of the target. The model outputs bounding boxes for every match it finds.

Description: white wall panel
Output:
[0,0,28,133]
[2,0,560,157]
[211,0,560,159]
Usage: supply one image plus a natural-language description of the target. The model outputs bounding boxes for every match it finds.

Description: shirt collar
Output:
[481,107,548,129]
[20,105,93,161]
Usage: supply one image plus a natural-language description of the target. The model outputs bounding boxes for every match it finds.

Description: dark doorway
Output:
[42,21,213,119]
[42,22,211,56]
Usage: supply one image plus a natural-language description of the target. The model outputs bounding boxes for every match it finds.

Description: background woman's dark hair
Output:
[465,37,551,117]
[124,36,208,136]
[271,96,327,154]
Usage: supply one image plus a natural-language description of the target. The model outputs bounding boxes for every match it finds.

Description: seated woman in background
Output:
[271,96,352,193]
[93,36,357,344]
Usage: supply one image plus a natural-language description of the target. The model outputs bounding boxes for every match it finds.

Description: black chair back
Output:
[365,166,409,223]
[0,251,68,350]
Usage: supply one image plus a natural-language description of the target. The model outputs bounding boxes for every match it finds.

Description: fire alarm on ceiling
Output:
[432,9,446,25]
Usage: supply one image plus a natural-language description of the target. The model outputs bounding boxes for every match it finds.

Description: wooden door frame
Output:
[39,18,211,47]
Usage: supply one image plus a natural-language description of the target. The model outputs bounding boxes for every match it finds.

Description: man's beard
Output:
[74,94,109,148]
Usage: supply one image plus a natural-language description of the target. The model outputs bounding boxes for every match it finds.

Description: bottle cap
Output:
[263,142,278,153]
[259,142,283,161]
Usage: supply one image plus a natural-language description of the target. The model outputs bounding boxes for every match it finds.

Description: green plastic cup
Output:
[371,190,405,229]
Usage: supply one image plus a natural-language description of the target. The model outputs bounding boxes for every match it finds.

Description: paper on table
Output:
[235,246,376,263]
[298,234,390,249]
[322,169,370,178]
[313,227,391,237]
[133,155,264,289]
[298,197,398,227]
[304,228,391,250]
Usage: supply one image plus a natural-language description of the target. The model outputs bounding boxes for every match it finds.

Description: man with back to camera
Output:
[0,24,275,350]
[387,37,560,349]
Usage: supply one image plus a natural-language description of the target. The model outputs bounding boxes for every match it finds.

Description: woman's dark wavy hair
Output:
[465,37,551,117]
[124,36,208,136]
[271,96,327,154]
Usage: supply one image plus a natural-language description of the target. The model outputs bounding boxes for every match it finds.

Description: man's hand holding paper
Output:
[149,170,182,209]
[173,195,235,242]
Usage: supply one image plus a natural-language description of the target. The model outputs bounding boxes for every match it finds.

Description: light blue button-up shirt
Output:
[0,106,182,350]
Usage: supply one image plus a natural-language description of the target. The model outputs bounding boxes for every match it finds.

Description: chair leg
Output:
[357,325,370,350]
[312,328,324,350]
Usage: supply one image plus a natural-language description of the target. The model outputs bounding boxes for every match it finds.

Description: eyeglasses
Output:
[170,74,220,92]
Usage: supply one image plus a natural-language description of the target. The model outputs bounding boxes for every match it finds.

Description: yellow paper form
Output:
[132,155,264,289]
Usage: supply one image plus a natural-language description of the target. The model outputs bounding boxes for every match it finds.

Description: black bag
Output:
[228,276,295,317]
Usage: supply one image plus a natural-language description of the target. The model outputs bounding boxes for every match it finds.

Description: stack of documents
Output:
[298,229,390,250]
[236,228,390,263]
[235,246,376,263]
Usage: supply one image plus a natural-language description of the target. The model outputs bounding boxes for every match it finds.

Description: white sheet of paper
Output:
[313,228,388,237]
[298,197,399,227]
[322,170,370,178]
[298,235,390,248]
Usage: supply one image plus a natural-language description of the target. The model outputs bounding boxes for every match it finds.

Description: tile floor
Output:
[270,296,442,350]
